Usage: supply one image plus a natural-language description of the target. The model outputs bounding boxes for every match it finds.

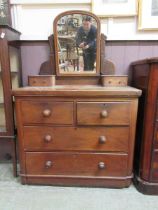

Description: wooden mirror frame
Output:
[53,10,101,77]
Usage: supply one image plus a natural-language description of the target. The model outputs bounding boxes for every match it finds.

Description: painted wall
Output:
[10,0,158,40]
[9,1,158,85]
[20,41,158,86]
[10,0,92,40]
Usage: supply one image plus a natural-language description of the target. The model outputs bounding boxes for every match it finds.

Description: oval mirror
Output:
[53,10,101,76]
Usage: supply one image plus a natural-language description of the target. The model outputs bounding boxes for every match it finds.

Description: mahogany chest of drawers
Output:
[131,58,158,194]
[13,85,141,187]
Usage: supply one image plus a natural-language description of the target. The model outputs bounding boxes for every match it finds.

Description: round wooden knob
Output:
[43,109,51,117]
[100,110,108,118]
[99,136,106,144]
[45,160,52,168]
[44,135,52,143]
[98,162,105,169]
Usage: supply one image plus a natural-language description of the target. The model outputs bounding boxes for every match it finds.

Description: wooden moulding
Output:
[133,175,158,195]
[28,75,56,87]
[101,75,128,87]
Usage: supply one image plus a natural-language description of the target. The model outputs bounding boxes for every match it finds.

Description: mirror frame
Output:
[53,10,101,77]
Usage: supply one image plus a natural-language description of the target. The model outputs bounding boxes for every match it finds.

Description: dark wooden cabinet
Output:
[0,25,21,176]
[131,58,158,194]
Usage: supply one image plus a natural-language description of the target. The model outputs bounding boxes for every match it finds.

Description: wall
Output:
[10,0,158,40]
[20,40,158,86]
[9,1,158,85]
[20,42,50,85]
[10,0,91,40]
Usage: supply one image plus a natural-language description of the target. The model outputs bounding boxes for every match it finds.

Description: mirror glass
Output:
[56,13,99,74]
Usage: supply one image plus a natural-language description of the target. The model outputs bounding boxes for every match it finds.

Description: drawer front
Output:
[23,126,129,152]
[77,102,130,125]
[20,100,73,125]
[26,152,128,177]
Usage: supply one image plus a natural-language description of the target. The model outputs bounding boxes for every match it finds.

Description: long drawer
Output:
[23,126,129,152]
[25,152,128,177]
[77,102,130,125]
[20,100,74,125]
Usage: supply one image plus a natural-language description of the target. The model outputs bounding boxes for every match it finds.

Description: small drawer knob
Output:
[45,160,52,168]
[100,110,108,118]
[43,109,51,117]
[99,136,106,144]
[98,162,105,169]
[44,135,52,143]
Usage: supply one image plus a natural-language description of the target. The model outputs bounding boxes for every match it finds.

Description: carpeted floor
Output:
[0,163,158,210]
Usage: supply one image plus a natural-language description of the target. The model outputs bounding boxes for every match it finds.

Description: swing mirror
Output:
[53,10,101,76]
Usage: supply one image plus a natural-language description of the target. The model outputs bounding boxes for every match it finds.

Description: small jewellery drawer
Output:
[25,152,128,177]
[20,100,74,125]
[77,102,130,125]
[23,126,129,152]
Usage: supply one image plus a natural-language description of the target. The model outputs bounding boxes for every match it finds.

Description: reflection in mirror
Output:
[57,14,97,74]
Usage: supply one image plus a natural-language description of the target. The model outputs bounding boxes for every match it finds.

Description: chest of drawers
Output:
[13,86,141,187]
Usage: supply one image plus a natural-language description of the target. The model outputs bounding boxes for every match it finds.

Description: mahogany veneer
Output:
[13,86,141,187]
[131,58,158,194]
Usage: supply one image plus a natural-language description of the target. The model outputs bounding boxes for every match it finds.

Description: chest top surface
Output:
[12,85,141,98]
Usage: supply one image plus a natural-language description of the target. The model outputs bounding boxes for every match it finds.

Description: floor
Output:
[0,164,158,210]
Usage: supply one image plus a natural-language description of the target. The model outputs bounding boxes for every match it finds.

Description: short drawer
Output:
[20,100,73,125]
[25,152,128,177]
[77,102,130,125]
[23,126,129,152]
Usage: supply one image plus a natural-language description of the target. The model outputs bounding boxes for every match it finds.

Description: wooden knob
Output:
[44,135,52,143]
[43,109,51,117]
[98,162,105,169]
[100,110,108,118]
[45,160,52,168]
[99,136,106,144]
